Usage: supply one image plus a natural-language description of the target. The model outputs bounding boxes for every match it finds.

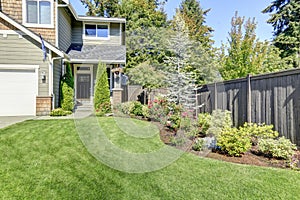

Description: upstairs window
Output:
[84,23,109,39]
[23,0,53,28]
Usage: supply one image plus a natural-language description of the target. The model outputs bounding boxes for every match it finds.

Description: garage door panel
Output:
[0,67,37,116]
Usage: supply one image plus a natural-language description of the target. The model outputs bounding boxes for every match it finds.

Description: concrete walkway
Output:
[0,116,34,129]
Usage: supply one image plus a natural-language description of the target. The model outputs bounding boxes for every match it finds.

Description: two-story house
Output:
[0,0,126,116]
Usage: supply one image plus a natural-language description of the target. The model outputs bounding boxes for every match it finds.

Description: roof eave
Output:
[69,59,126,64]
[66,3,126,23]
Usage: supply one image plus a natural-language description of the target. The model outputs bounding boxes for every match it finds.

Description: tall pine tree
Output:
[263,0,300,67]
[179,0,214,48]
[80,0,119,17]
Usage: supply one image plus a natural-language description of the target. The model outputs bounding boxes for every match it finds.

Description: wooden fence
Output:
[196,68,300,146]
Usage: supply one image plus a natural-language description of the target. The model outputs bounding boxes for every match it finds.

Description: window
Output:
[23,0,53,28]
[84,24,109,39]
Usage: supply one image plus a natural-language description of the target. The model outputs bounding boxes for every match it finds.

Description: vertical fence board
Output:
[195,69,300,146]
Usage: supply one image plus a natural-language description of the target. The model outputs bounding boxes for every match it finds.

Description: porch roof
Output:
[67,44,126,64]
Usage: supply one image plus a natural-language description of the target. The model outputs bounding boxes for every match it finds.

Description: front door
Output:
[77,74,91,99]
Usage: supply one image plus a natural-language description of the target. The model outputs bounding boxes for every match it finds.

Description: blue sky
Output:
[70,0,274,47]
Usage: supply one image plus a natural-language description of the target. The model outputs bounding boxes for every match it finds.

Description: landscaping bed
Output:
[157,121,300,169]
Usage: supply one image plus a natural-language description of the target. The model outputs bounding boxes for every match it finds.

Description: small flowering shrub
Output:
[95,102,111,116]
[148,97,168,122]
[258,137,297,160]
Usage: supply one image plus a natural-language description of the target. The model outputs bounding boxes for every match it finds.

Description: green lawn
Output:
[0,118,300,199]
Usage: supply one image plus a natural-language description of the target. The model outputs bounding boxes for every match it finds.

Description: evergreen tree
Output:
[94,62,111,111]
[117,0,168,69]
[179,0,214,48]
[80,0,119,17]
[263,0,300,67]
[61,63,74,111]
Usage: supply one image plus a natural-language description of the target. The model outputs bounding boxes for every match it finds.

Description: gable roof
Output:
[0,11,67,58]
[67,44,126,64]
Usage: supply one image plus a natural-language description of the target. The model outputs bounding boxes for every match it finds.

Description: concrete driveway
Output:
[0,116,34,129]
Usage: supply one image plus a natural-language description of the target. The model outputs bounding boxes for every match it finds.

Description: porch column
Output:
[112,88,123,105]
[112,67,123,105]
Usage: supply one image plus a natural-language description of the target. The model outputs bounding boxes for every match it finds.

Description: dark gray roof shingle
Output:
[67,44,126,63]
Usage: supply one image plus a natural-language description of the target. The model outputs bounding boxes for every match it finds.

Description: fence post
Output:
[247,74,252,123]
[214,82,218,110]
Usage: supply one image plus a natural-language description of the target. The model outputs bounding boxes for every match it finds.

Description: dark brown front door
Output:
[77,74,91,99]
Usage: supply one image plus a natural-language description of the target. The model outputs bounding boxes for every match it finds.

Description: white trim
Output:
[0,30,25,35]
[67,3,126,23]
[55,0,59,47]
[0,64,39,70]
[22,0,54,29]
[0,11,66,58]
[70,59,125,64]
[82,22,110,41]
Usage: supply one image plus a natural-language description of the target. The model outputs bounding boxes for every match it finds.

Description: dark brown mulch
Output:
[157,122,300,169]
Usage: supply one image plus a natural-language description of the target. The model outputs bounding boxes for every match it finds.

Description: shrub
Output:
[258,137,297,160]
[192,138,205,151]
[167,114,181,130]
[217,126,252,156]
[94,62,111,114]
[131,101,143,116]
[142,105,150,118]
[61,82,74,111]
[198,113,211,135]
[239,123,279,145]
[61,63,74,112]
[207,109,232,136]
[95,102,112,116]
[50,108,72,116]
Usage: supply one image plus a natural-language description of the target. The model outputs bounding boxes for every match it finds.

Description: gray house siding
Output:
[72,22,122,45]
[0,33,49,96]
[53,58,62,108]
[71,21,83,44]
[58,8,72,52]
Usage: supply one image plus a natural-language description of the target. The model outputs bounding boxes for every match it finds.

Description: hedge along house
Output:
[0,0,126,116]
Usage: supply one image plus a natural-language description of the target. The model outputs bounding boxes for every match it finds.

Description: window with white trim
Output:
[23,0,53,28]
[84,24,109,39]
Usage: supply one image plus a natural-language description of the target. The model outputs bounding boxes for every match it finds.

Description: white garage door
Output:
[0,65,38,116]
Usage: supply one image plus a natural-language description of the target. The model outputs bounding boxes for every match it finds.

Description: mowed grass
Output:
[0,118,300,199]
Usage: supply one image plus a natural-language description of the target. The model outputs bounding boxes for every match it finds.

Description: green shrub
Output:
[61,82,74,111]
[50,108,72,116]
[167,114,181,130]
[95,102,112,116]
[61,63,74,112]
[142,105,150,118]
[217,126,252,156]
[258,137,297,160]
[207,109,232,136]
[240,123,279,145]
[94,62,111,113]
[192,138,205,151]
[198,113,211,135]
[131,101,143,116]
